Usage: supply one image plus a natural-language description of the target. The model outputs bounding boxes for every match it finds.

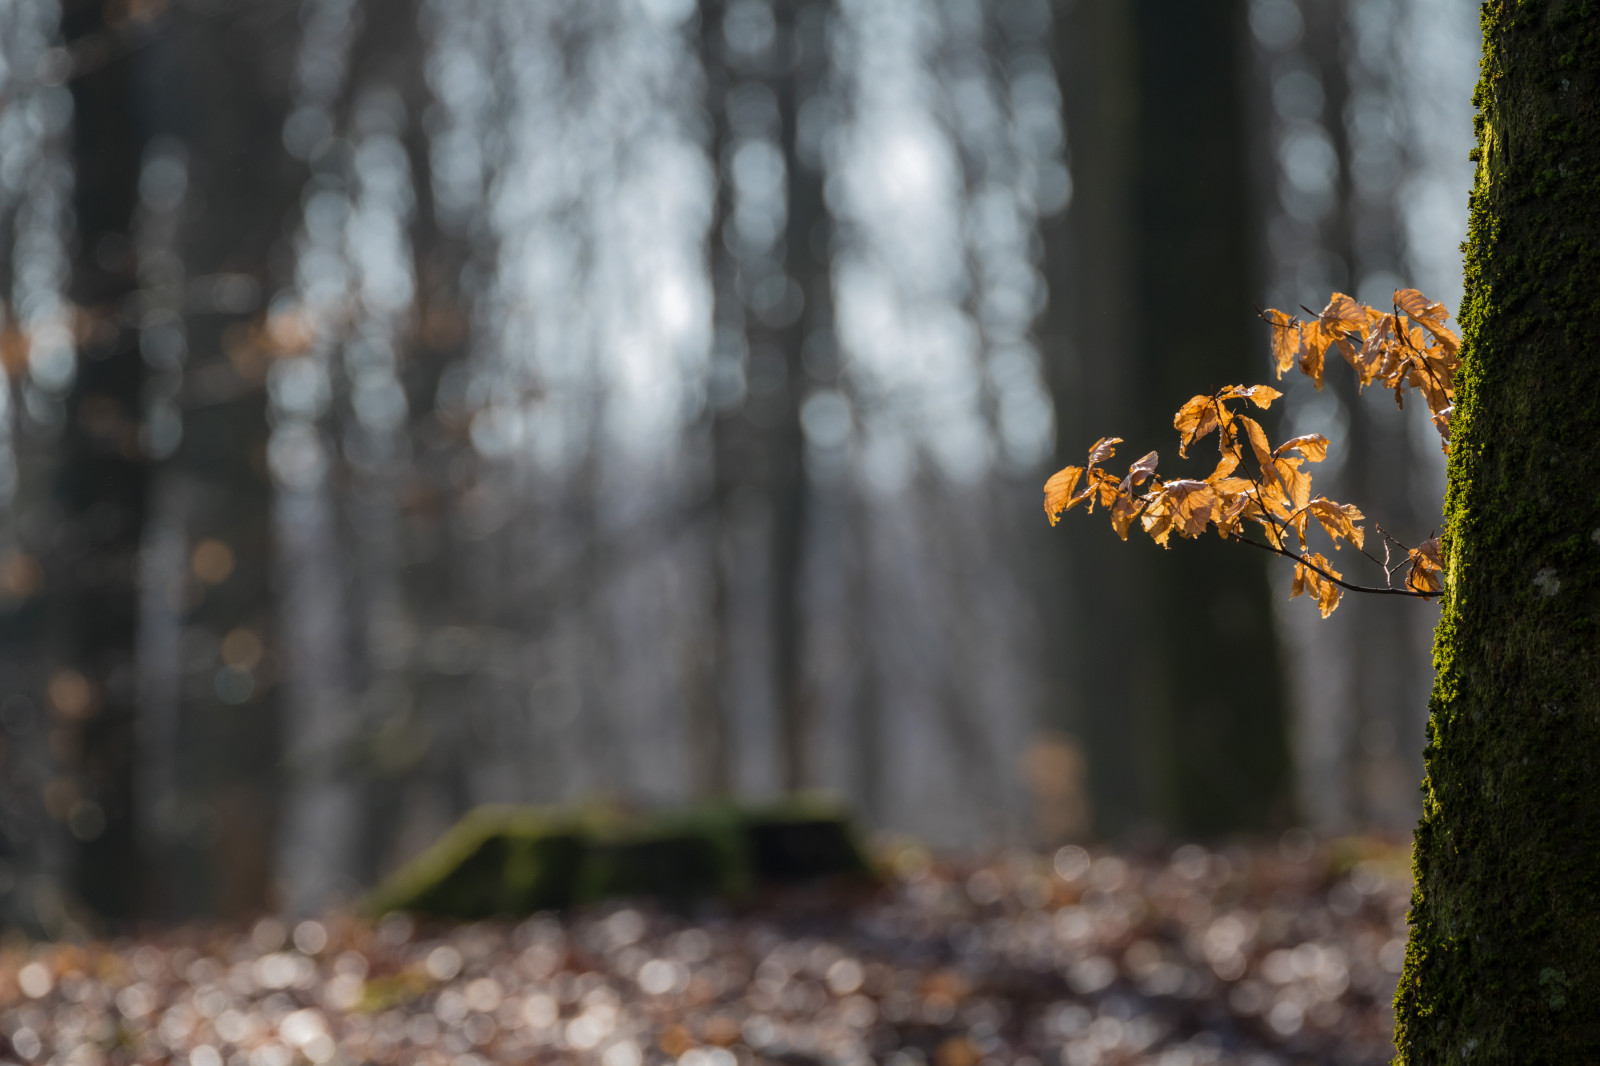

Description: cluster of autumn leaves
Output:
[1044,290,1456,618]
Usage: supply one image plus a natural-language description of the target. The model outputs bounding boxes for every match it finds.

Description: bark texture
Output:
[1395,2,1600,1059]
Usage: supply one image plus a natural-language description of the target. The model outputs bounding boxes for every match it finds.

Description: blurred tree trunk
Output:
[698,0,740,799]
[1394,2,1600,1057]
[52,0,152,923]
[49,0,301,920]
[1047,0,1291,837]
[1280,0,1434,832]
[769,0,829,794]
[136,3,297,917]
[700,0,822,797]
[1308,0,1432,831]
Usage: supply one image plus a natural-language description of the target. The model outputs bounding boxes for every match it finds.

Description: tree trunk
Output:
[1049,0,1292,837]
[1394,2,1600,1057]
[52,0,154,923]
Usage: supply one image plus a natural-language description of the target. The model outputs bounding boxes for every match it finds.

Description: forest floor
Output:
[0,836,1412,1066]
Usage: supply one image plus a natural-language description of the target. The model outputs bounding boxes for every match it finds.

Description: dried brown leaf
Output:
[1236,415,1275,469]
[1158,479,1217,539]
[1086,436,1122,464]
[1304,497,1366,551]
[1220,384,1283,410]
[1291,551,1344,618]
[1273,434,1330,464]
[1119,450,1160,495]
[1110,492,1143,541]
[1298,320,1332,390]
[1319,292,1368,333]
[1404,536,1445,594]
[1263,309,1300,377]
[1043,466,1084,526]
[1173,396,1223,459]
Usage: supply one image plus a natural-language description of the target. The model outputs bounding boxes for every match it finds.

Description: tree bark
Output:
[1394,2,1600,1058]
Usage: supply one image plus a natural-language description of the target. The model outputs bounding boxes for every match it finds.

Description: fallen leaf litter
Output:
[0,838,1410,1066]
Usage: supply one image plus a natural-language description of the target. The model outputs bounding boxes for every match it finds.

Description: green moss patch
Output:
[365,800,875,919]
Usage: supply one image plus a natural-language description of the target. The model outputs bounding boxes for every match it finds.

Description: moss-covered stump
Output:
[364,808,588,919]
[367,802,874,918]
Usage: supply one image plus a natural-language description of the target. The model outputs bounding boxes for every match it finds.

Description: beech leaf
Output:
[1290,551,1344,618]
[1273,434,1330,463]
[1173,396,1223,458]
[1404,536,1445,594]
[1262,309,1300,377]
[1086,436,1122,464]
[1119,450,1160,495]
[1043,465,1084,525]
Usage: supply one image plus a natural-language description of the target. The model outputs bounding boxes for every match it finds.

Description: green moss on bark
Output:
[1393,1,1600,1060]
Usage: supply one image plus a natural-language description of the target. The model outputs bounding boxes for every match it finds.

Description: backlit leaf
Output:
[1086,436,1122,464]
[1303,497,1365,550]
[1290,551,1344,618]
[1173,395,1223,458]
[1404,536,1444,594]
[1043,466,1083,525]
[1262,309,1300,377]
[1109,492,1144,540]
[1273,434,1329,463]
[1119,450,1160,495]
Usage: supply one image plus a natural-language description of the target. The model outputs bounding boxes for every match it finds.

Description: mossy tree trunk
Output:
[1395,1,1600,1059]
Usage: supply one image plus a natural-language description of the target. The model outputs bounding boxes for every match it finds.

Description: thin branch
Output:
[1233,534,1437,599]
[1374,523,1417,580]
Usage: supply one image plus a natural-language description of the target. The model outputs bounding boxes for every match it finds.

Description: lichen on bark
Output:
[1392,1,1600,1061]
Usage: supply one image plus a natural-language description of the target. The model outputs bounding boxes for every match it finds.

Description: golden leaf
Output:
[1262,309,1300,377]
[1173,395,1224,458]
[1291,551,1344,618]
[1318,292,1368,333]
[1109,492,1143,541]
[1298,320,1332,389]
[1086,436,1122,464]
[1141,503,1176,548]
[1236,415,1275,469]
[1219,383,1283,409]
[1208,450,1241,481]
[1159,479,1217,539]
[1118,450,1159,495]
[1085,468,1123,510]
[1404,536,1445,594]
[1304,497,1365,550]
[1393,288,1449,327]
[1273,434,1330,463]
[1043,465,1083,525]
[1353,314,1395,387]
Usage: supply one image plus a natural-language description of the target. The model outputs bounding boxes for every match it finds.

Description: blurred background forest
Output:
[0,0,1477,929]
